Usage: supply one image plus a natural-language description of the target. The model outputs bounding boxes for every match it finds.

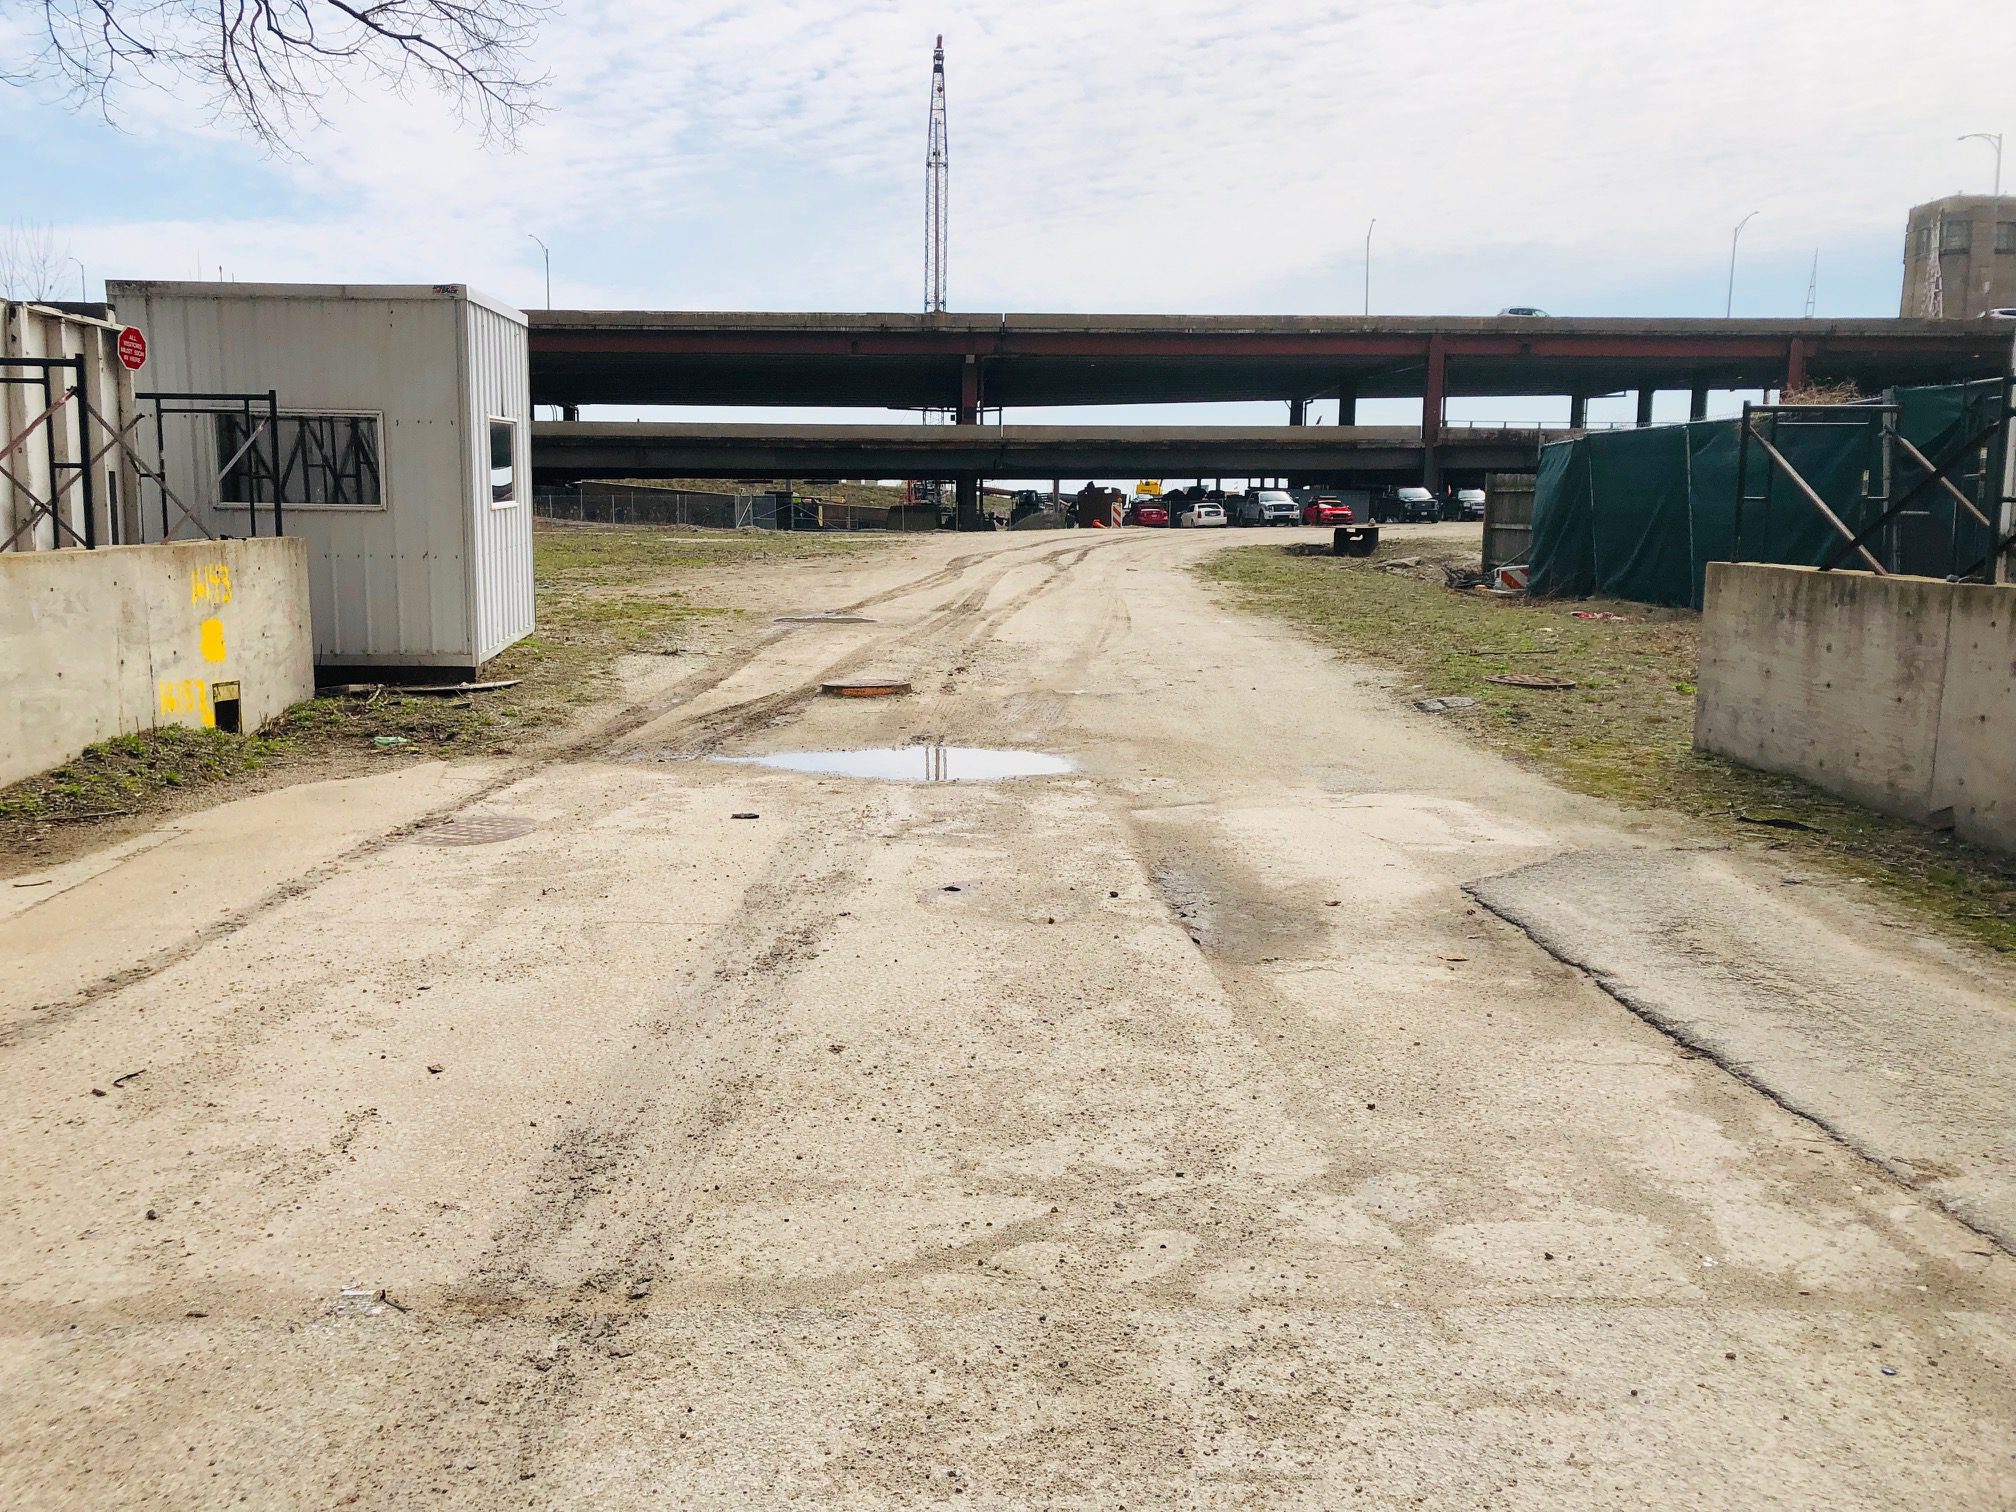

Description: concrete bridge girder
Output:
[530,422,1551,490]
[527,312,2009,414]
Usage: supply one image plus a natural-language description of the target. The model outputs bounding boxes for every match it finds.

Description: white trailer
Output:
[104,281,534,676]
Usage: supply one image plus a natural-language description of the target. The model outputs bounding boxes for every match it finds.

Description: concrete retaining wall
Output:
[0,539,313,788]
[1697,563,2016,853]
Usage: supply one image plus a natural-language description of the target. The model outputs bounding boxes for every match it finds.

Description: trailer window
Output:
[1940,218,1973,254]
[217,413,383,510]
[488,418,519,507]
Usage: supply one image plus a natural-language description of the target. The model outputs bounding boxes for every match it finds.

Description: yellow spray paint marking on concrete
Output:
[199,616,228,662]
[157,678,215,728]
[190,562,233,607]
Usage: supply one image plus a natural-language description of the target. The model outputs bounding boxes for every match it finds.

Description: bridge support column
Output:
[959,355,981,423]
[1568,391,1587,431]
[1635,387,1655,428]
[1289,399,1307,426]
[1689,384,1710,421]
[1336,385,1357,426]
[561,404,580,423]
[1421,337,1446,488]
[956,474,982,532]
[1785,337,1809,394]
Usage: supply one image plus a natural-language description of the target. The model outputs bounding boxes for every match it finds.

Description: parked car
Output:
[1233,488,1300,526]
[1394,486,1441,523]
[1178,501,1227,528]
[1456,487,1486,520]
[1301,496,1356,525]
[1125,501,1169,527]
[1989,308,2016,319]
[1498,306,1550,317]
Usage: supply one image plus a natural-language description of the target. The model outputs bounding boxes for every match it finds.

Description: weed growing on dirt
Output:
[0,727,285,824]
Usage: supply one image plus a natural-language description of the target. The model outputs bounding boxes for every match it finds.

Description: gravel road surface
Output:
[3,526,2012,1509]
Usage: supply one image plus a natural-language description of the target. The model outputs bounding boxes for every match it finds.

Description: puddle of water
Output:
[717,745,1074,783]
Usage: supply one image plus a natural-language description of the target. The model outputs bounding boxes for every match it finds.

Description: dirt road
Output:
[4,526,2013,1509]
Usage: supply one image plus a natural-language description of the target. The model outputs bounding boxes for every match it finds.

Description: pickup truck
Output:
[1232,488,1299,526]
[1384,486,1441,524]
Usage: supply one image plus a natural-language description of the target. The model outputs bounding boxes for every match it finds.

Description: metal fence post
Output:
[1999,365,2016,584]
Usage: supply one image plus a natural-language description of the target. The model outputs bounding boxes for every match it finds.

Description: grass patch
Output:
[532,521,879,585]
[0,727,287,825]
[0,523,884,859]
[1201,539,2016,955]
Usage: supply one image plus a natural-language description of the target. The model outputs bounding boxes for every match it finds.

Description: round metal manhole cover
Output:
[412,814,538,847]
[821,678,912,698]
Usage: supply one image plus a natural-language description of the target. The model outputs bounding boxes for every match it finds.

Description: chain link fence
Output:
[533,487,919,532]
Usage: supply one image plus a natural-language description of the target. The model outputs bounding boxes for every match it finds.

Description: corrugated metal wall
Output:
[462,297,534,663]
[106,284,533,669]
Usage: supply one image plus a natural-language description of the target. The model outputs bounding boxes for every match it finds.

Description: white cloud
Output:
[29,0,2016,316]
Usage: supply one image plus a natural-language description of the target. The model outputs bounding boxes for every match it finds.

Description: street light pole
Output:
[527,233,551,309]
[1725,210,1759,318]
[69,257,86,301]
[1959,132,2004,198]
[1363,218,1376,317]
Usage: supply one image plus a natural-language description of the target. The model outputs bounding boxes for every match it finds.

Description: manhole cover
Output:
[412,814,538,846]
[774,612,874,624]
[821,678,912,698]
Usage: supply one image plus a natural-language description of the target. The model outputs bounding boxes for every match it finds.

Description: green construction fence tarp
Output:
[1525,380,2008,609]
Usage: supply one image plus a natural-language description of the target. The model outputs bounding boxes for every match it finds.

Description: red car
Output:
[1126,502,1170,527]
[1301,497,1355,525]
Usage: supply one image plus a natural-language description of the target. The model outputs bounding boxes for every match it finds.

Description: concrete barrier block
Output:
[1933,581,2016,853]
[1697,564,1953,825]
[0,538,314,788]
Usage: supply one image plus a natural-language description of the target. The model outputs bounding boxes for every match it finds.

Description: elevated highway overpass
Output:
[529,421,1553,488]
[528,311,2013,524]
[529,311,2012,413]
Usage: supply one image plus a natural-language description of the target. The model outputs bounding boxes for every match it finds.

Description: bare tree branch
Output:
[3,0,550,151]
[0,220,74,301]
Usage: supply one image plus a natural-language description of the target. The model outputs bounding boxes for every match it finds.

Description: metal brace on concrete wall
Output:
[1738,381,2016,583]
[1736,401,1895,575]
[0,359,96,550]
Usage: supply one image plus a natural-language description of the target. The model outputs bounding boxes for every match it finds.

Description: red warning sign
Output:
[117,326,148,370]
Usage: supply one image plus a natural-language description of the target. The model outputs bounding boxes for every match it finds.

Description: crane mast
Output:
[925,35,948,314]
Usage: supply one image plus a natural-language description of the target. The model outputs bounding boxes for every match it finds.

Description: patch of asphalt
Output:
[1466,846,2016,1256]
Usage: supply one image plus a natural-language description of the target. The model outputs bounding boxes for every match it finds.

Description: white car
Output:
[1988,307,2016,319]
[1180,502,1228,528]
[1498,306,1550,317]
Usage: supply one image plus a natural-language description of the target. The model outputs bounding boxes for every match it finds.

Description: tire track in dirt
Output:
[618,535,1138,759]
[2,536,1130,1042]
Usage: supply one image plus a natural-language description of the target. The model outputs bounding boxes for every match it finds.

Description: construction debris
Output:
[1487,673,1578,690]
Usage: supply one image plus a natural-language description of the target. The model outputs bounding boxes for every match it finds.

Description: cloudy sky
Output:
[5,0,2014,426]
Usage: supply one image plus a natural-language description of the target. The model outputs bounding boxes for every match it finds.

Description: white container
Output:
[103,281,533,675]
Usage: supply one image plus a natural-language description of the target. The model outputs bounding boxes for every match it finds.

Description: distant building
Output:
[1900,195,2016,317]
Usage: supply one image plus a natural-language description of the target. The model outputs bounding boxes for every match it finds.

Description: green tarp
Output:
[1526,381,2006,609]
[1890,380,2004,578]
